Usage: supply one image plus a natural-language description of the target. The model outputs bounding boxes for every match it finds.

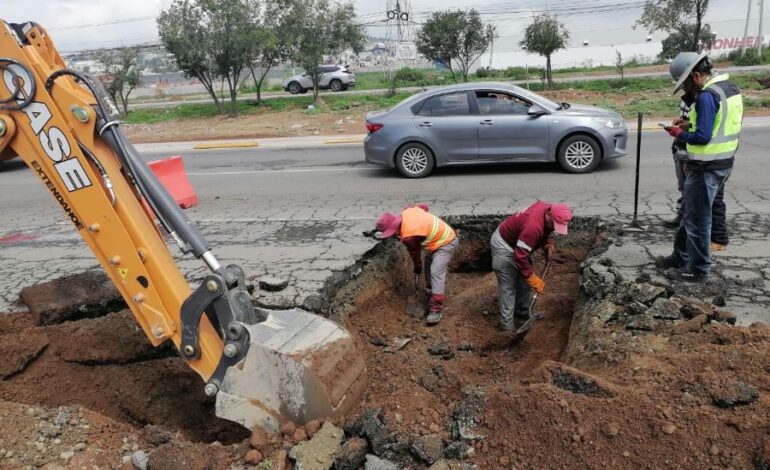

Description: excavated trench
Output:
[0,216,600,464]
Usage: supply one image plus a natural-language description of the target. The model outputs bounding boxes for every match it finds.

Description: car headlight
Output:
[593,117,624,129]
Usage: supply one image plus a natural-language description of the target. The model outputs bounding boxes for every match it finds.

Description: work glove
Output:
[526,274,545,295]
[544,245,555,260]
[667,126,683,139]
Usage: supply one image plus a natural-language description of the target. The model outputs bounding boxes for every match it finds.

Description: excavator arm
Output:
[0,21,366,431]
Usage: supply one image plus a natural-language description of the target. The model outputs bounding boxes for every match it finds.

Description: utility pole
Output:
[757,0,765,57]
[742,0,752,57]
[488,36,494,68]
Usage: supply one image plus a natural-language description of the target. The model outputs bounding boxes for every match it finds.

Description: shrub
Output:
[503,66,529,79]
[393,67,426,83]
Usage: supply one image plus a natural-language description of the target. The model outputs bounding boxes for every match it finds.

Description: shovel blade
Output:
[215,308,367,432]
[510,317,536,345]
[405,296,425,317]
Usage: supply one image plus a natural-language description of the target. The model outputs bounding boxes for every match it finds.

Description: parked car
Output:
[364,82,627,177]
[282,65,356,94]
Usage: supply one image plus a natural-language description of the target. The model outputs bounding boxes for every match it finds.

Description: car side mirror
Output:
[528,104,549,116]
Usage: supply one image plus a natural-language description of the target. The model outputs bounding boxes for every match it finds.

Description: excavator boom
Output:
[0,21,366,431]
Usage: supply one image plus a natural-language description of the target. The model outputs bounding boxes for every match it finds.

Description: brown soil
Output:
[342,231,770,469]
[0,310,249,467]
[124,108,365,144]
[344,233,591,466]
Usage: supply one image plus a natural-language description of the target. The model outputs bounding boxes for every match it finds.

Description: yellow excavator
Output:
[0,21,366,431]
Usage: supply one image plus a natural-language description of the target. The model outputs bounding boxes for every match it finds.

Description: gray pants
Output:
[491,229,531,330]
[424,237,458,295]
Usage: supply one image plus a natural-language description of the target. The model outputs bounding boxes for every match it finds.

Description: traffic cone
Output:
[147,156,198,209]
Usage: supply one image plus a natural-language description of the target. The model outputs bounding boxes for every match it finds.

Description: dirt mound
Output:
[0,310,248,446]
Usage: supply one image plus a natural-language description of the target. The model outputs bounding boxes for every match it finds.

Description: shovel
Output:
[405,273,426,316]
[511,259,552,345]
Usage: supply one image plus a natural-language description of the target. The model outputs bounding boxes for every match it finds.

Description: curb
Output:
[323,137,365,145]
[192,141,259,150]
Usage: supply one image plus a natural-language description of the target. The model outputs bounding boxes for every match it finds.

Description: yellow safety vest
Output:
[686,74,743,161]
[399,207,456,252]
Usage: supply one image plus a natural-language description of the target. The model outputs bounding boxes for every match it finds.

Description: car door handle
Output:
[480,120,494,126]
[419,122,434,127]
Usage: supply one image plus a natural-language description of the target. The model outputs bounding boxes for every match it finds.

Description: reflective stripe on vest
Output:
[399,207,456,251]
[686,74,743,161]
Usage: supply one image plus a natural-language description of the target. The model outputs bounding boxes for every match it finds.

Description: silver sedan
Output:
[364,82,627,177]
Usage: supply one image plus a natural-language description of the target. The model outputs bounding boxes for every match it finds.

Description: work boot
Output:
[711,242,727,252]
[665,268,709,283]
[655,255,683,269]
[426,310,443,325]
[662,216,682,229]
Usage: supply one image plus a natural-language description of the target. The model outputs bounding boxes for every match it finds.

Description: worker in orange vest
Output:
[374,204,458,325]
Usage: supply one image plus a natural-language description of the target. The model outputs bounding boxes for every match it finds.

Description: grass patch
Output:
[125,92,414,124]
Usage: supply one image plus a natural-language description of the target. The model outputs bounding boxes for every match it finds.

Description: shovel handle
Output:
[528,259,551,311]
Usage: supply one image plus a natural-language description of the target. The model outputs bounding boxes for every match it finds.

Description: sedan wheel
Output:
[557,135,601,173]
[330,79,343,92]
[288,82,302,94]
[396,143,434,178]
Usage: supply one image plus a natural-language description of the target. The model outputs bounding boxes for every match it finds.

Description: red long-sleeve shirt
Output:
[498,201,556,278]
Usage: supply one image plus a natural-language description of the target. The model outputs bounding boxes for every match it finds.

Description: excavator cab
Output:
[0,21,366,431]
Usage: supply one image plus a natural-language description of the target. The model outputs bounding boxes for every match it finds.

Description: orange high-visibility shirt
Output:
[399,207,456,252]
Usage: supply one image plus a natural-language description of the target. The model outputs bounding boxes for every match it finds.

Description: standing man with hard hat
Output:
[490,201,573,331]
[657,51,743,281]
[374,204,458,325]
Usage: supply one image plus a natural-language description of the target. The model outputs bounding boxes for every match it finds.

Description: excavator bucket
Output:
[215,308,367,432]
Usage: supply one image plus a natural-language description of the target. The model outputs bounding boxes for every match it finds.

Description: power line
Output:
[48,15,157,31]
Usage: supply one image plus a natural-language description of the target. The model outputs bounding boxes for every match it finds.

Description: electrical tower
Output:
[384,0,416,70]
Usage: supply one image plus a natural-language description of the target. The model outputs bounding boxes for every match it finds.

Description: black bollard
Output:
[625,112,647,231]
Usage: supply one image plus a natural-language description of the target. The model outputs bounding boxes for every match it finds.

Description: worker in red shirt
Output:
[374,204,458,325]
[490,201,573,331]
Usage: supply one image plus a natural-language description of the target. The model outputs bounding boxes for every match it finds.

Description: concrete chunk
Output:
[288,422,344,470]
[648,298,681,320]
[259,276,290,292]
[364,455,399,470]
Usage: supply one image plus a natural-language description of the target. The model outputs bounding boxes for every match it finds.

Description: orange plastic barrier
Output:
[147,156,198,209]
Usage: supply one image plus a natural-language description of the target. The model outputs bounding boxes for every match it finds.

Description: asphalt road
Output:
[2,128,769,232]
[129,64,770,110]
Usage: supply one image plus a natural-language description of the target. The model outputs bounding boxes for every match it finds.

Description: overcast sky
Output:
[2,0,763,53]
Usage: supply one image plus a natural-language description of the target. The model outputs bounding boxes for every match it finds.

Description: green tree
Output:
[248,0,295,104]
[284,0,365,102]
[636,0,712,53]
[97,47,142,116]
[416,9,496,83]
[520,14,570,89]
[659,24,716,60]
[158,0,257,114]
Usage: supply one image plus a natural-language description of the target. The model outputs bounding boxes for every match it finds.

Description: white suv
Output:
[282,65,356,94]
